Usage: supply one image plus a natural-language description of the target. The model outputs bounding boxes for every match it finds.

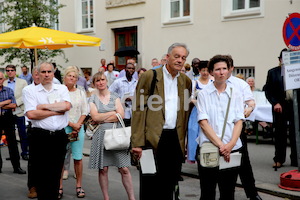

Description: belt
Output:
[162,128,176,132]
[31,127,65,136]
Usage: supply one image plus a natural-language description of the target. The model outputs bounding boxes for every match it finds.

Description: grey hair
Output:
[246,76,255,82]
[167,43,190,57]
[37,62,54,72]
[32,66,38,73]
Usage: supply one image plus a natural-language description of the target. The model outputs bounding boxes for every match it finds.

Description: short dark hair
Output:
[225,55,234,67]
[137,68,147,74]
[208,55,230,72]
[199,60,209,70]
[278,48,288,59]
[52,62,57,68]
[21,65,28,69]
[107,63,114,70]
[6,65,16,71]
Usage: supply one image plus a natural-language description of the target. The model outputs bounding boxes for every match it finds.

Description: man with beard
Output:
[191,58,201,80]
[109,62,138,126]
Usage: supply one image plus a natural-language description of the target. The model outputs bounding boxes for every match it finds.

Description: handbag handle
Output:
[115,113,126,128]
[220,87,232,140]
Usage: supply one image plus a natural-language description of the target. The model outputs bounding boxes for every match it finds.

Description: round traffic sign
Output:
[283,13,300,51]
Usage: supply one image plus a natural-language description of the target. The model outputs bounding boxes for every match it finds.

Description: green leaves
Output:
[0,0,67,69]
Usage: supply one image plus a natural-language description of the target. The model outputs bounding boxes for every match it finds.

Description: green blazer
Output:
[131,67,192,157]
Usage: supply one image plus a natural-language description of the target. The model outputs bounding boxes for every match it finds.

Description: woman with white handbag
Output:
[88,71,135,200]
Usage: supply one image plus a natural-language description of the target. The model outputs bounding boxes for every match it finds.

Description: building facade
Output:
[3,0,300,88]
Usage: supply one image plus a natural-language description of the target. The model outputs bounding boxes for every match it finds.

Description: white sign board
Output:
[282,51,300,66]
[284,63,300,90]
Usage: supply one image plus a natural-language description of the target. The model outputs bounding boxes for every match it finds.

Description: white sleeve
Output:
[197,90,209,122]
[22,87,37,114]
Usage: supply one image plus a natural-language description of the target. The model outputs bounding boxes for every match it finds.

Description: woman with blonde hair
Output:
[59,66,88,198]
[89,71,135,200]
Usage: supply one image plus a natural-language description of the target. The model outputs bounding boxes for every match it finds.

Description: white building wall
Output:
[12,0,299,89]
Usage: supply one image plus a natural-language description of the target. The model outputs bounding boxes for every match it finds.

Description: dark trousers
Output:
[30,128,68,200]
[140,129,183,200]
[198,164,239,200]
[15,116,29,156]
[239,125,258,198]
[273,100,297,165]
[0,112,21,171]
[27,127,34,189]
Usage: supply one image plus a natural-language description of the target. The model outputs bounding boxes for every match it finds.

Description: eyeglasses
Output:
[6,70,15,72]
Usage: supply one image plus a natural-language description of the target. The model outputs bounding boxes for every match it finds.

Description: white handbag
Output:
[104,113,131,150]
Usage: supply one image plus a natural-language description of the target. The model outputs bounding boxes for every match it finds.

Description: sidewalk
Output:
[83,135,300,200]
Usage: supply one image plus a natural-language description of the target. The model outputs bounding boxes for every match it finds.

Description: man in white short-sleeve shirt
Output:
[225,56,262,200]
[23,62,71,200]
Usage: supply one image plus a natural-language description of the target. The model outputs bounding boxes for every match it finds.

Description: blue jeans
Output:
[16,116,29,156]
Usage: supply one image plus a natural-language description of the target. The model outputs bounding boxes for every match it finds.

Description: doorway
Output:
[114,26,137,70]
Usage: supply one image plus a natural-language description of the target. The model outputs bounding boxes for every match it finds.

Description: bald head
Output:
[0,71,5,87]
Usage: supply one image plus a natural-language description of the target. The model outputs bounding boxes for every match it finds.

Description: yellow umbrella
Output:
[0,25,101,65]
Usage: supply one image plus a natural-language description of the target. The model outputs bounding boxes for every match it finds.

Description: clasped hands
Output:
[219,143,233,162]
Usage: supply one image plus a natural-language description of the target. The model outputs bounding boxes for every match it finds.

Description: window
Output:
[222,0,263,21]
[232,66,255,79]
[76,0,94,32]
[162,0,192,25]
[233,0,260,11]
[49,0,59,30]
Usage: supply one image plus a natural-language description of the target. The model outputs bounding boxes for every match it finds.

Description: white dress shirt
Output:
[197,83,245,150]
[23,83,71,131]
[227,75,254,104]
[163,66,179,129]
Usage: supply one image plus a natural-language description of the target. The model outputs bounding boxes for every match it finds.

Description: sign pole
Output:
[279,12,300,190]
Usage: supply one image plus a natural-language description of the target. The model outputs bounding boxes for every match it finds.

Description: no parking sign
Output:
[283,13,300,51]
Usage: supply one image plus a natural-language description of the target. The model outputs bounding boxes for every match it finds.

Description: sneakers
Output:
[28,187,37,199]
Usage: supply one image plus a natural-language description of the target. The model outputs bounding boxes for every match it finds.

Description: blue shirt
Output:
[19,73,33,85]
[0,86,16,113]
[6,78,16,92]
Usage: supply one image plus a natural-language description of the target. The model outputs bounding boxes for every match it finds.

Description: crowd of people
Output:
[0,43,298,200]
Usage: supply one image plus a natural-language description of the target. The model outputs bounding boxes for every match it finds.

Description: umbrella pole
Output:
[34,48,38,67]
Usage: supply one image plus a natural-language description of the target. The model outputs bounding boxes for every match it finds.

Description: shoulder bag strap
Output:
[221,87,232,140]
[143,69,157,108]
[150,69,157,97]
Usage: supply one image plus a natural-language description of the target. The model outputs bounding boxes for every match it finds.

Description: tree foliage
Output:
[0,0,68,69]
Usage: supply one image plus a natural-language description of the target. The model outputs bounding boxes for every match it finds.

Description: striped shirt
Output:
[0,86,16,113]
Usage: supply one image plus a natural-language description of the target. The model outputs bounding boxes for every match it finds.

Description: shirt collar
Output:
[163,65,180,79]
[37,83,58,92]
[0,86,8,92]
[206,82,232,97]
[226,74,234,83]
[120,76,137,83]
[8,78,16,83]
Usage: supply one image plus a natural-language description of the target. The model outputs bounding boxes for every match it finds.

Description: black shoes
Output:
[250,195,263,200]
[13,167,26,174]
[22,154,29,160]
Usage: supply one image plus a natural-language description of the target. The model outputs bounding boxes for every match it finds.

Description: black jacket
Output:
[265,66,286,106]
